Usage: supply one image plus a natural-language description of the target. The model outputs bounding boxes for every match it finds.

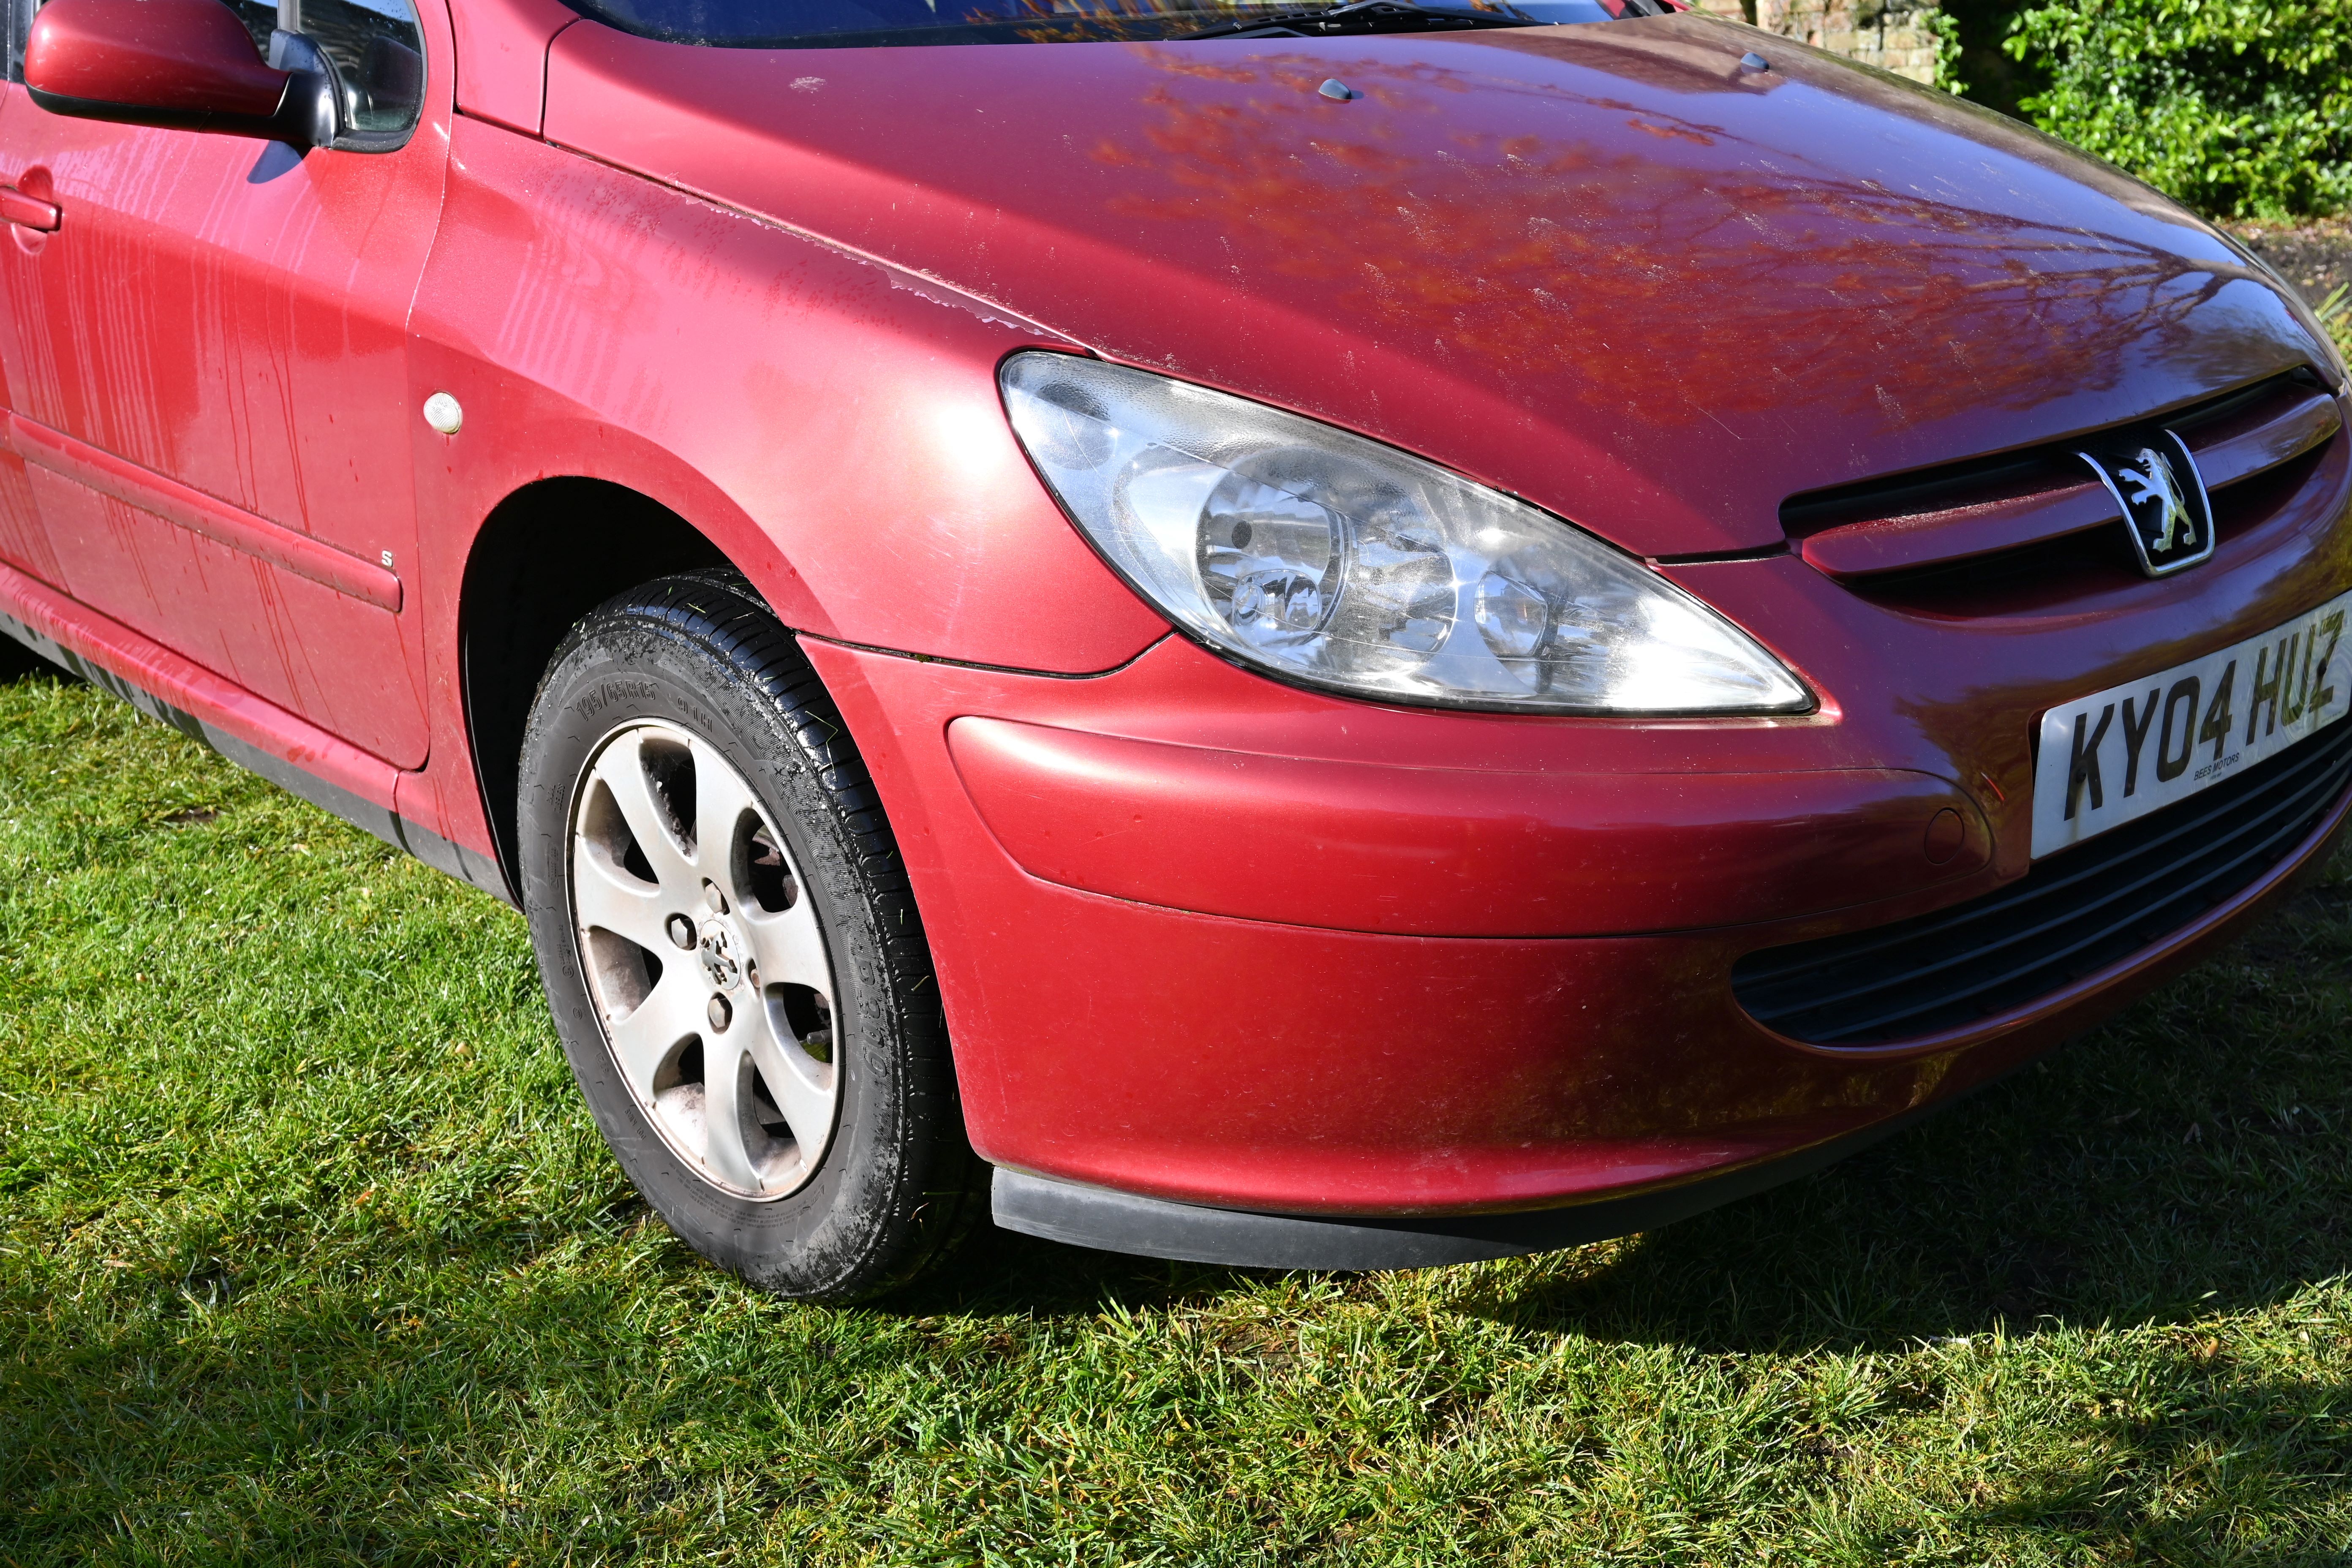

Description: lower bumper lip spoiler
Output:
[989,1089,1980,1270]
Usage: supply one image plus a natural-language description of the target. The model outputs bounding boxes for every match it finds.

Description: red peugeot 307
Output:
[0,0,2344,1298]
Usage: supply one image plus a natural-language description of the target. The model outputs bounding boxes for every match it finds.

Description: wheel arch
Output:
[458,475,762,897]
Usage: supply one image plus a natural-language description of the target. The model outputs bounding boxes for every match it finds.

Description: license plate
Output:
[2031,591,2352,859]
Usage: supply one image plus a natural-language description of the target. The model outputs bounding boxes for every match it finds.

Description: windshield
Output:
[564,0,1660,49]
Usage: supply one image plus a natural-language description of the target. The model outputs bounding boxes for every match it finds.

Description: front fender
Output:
[409,114,1169,674]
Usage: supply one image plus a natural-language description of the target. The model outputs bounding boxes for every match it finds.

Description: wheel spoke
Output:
[749,1028,836,1155]
[606,970,699,1102]
[689,735,763,890]
[572,717,845,1204]
[591,732,697,891]
[742,899,830,993]
[572,842,672,953]
[701,1038,765,1191]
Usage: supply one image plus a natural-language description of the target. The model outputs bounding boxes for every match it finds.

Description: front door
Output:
[0,0,451,768]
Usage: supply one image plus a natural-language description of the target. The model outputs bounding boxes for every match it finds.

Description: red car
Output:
[0,0,2344,1298]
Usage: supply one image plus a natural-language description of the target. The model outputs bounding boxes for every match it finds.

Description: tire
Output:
[518,570,983,1301]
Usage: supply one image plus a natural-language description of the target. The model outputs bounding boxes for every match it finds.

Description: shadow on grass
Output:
[1936,1367,2352,1558]
[0,639,71,684]
[5,663,2349,1560]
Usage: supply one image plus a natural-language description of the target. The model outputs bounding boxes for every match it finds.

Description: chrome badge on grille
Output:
[2077,431,2215,579]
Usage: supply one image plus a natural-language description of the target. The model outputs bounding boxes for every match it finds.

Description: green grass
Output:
[1,664,2347,1566]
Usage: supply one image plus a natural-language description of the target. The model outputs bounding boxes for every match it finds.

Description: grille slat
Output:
[1733,719,2352,1046]
[1735,730,2352,1010]
[1799,767,2341,1039]
[1786,372,2342,588]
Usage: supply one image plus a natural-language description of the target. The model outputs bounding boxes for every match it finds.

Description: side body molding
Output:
[0,557,510,898]
[2,412,403,610]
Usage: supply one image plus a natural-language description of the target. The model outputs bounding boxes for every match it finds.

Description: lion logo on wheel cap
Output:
[698,917,745,991]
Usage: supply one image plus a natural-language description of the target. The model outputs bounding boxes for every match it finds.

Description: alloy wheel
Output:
[569,719,840,1199]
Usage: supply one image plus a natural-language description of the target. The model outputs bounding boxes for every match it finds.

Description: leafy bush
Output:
[2005,0,2350,219]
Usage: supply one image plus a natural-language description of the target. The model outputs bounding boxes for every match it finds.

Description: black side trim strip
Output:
[0,608,514,904]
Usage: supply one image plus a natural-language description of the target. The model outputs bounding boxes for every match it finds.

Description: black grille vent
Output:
[1779,370,2325,538]
[1733,720,2352,1046]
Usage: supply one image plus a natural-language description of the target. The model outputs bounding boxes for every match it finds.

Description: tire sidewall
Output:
[520,605,921,1297]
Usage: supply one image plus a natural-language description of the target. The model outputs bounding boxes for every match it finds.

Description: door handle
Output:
[0,186,59,233]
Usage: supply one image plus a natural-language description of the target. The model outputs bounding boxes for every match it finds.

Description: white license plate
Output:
[2032,591,2352,859]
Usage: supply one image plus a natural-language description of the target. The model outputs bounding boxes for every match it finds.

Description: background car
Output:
[0,0,2343,1299]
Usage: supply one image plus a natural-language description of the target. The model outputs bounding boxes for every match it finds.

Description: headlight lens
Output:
[1001,353,1810,714]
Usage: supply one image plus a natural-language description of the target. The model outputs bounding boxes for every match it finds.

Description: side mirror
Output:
[25,0,336,148]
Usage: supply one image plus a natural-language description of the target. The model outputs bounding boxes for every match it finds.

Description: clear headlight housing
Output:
[1000,353,1810,715]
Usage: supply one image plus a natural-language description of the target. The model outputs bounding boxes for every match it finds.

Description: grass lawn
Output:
[1,661,2347,1565]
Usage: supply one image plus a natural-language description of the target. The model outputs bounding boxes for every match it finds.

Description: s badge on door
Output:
[2077,430,2215,579]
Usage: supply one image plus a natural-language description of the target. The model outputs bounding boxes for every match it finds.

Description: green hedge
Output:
[2003,0,2350,220]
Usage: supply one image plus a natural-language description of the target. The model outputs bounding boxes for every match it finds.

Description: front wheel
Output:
[518,571,982,1301]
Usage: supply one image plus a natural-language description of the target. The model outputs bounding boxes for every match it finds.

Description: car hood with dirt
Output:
[542,12,2340,559]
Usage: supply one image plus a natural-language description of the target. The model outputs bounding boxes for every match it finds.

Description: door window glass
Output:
[566,0,1647,47]
[227,0,279,55]
[283,0,425,141]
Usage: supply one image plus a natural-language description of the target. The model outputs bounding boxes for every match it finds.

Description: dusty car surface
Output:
[0,0,2344,1298]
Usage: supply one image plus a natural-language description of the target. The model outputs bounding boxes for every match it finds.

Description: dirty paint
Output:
[545,13,2325,558]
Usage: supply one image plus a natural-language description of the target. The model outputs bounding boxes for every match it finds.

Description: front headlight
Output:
[1000,353,1810,715]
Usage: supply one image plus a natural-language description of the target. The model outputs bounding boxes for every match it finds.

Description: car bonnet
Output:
[542,12,2333,558]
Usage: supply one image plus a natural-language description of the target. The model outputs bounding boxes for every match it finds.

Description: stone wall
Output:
[1682,0,1946,87]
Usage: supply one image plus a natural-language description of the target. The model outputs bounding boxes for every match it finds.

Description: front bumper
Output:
[801,616,2350,1233]
[795,422,2351,1244]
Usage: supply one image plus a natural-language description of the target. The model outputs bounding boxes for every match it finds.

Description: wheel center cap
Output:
[697,916,746,991]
